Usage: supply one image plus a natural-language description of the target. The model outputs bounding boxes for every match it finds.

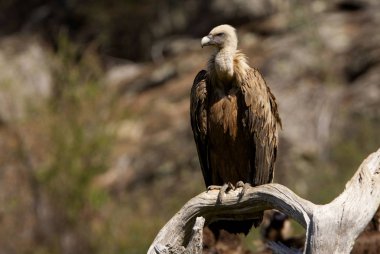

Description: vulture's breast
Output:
[209,91,239,139]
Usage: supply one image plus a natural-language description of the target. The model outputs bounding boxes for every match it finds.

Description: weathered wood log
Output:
[148,148,380,254]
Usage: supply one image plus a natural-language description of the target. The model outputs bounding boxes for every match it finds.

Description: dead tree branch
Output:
[148,148,380,254]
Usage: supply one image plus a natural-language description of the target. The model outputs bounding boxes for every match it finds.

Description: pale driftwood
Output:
[148,148,380,254]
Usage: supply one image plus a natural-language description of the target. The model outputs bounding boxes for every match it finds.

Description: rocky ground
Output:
[0,0,379,253]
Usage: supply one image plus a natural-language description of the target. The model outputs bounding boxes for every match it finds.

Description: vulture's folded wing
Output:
[240,68,281,185]
[190,70,211,187]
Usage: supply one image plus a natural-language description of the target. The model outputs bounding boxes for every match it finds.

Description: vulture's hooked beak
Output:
[201,35,214,48]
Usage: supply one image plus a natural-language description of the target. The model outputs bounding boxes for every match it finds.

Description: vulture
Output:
[190,24,282,235]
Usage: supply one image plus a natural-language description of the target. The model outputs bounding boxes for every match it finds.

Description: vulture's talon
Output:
[237,182,251,199]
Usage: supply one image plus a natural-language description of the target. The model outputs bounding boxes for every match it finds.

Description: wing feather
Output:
[241,68,281,185]
[190,70,211,187]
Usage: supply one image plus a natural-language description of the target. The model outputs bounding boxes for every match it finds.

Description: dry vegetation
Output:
[0,0,379,253]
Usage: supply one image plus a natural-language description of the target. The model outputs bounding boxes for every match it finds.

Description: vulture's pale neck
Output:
[213,46,236,83]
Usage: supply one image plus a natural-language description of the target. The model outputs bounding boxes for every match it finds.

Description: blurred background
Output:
[0,0,379,253]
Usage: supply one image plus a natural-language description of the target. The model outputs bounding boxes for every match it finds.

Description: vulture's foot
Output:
[216,182,234,204]
[207,183,235,203]
[236,181,251,199]
[236,181,244,188]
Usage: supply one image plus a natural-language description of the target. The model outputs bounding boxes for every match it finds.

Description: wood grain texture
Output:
[148,148,380,254]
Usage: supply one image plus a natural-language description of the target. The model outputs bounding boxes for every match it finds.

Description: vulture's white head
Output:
[201,24,238,50]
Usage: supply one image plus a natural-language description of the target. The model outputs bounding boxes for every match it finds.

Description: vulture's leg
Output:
[236,181,251,199]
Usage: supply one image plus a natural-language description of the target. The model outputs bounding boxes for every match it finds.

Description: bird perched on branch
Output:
[190,24,282,236]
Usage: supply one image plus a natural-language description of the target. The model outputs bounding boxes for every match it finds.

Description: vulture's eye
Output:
[215,33,224,36]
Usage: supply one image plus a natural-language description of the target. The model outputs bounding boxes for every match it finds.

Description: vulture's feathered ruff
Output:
[190,25,282,236]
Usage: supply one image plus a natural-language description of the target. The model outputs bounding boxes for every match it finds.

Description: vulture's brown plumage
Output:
[190,25,282,235]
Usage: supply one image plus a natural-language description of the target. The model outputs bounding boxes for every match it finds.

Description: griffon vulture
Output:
[190,24,282,235]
